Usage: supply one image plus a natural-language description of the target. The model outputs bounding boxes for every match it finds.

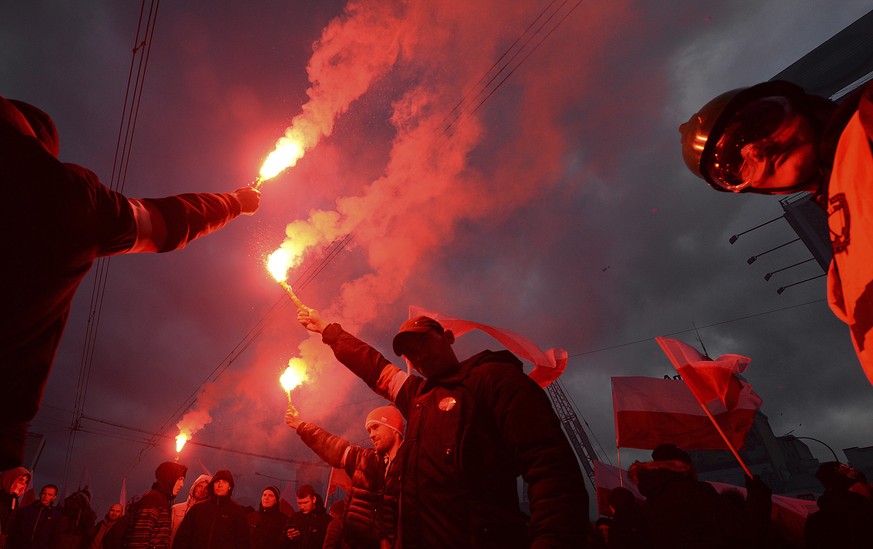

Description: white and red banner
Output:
[611,375,760,450]
[409,306,567,387]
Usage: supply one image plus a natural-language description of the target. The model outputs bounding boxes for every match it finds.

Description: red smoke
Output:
[187,0,651,450]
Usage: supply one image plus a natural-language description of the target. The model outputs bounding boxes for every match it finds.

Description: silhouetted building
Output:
[686,411,824,500]
[844,445,873,482]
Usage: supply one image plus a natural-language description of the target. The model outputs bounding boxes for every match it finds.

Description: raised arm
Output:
[125,186,259,254]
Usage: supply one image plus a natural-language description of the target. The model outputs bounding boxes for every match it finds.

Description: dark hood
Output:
[0,466,31,493]
[153,461,187,498]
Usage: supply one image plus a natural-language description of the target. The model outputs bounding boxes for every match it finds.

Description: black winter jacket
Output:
[321,323,589,548]
[4,501,60,549]
[296,422,399,548]
[282,508,331,549]
[172,496,249,549]
[245,505,287,549]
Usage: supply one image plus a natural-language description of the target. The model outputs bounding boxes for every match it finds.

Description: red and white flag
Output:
[327,466,352,495]
[655,337,754,410]
[409,306,567,387]
[612,375,760,450]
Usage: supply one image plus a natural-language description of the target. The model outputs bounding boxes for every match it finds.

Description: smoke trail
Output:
[194,0,616,444]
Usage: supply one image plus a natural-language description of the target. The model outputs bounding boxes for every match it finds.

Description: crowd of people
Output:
[587,447,873,548]
[0,461,332,549]
[2,437,872,548]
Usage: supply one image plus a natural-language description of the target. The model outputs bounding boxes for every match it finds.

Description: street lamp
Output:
[783,434,840,462]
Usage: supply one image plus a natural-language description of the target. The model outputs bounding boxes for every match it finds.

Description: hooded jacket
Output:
[170,474,211,539]
[320,323,589,548]
[0,96,247,470]
[123,462,187,549]
[55,490,96,549]
[0,467,31,536]
[171,471,249,549]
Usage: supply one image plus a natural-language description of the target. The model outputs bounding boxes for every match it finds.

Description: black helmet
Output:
[679,80,805,193]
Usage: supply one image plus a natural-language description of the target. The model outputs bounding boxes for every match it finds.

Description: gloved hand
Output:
[745,474,772,497]
[233,186,260,215]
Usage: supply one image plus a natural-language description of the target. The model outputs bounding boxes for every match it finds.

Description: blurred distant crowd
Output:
[2,440,872,549]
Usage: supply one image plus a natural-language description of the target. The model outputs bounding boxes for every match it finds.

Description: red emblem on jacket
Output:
[438,397,457,411]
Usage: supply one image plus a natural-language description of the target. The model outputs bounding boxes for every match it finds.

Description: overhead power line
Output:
[443,0,584,136]
[117,1,585,474]
[82,415,324,467]
[64,0,163,491]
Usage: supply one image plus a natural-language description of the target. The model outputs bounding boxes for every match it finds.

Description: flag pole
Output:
[617,447,624,488]
[654,337,753,478]
[691,397,752,477]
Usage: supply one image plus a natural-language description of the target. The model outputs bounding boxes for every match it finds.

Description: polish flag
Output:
[327,466,352,495]
[655,337,754,410]
[612,375,760,450]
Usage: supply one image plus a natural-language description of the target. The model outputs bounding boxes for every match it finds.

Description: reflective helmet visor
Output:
[705,96,793,192]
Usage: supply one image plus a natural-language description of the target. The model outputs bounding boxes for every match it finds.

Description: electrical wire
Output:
[443,0,584,137]
[62,0,163,492]
[76,0,587,478]
[123,236,356,474]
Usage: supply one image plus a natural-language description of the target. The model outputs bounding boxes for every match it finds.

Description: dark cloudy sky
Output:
[3,1,872,515]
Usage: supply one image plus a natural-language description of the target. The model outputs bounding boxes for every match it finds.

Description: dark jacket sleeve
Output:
[480,362,589,547]
[170,505,194,549]
[296,423,352,471]
[321,324,408,406]
[232,505,250,549]
[133,192,242,253]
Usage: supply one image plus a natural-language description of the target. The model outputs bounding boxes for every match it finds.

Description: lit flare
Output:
[175,433,188,453]
[260,138,304,181]
[280,358,309,420]
[266,247,308,310]
[254,131,306,189]
[280,358,309,396]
